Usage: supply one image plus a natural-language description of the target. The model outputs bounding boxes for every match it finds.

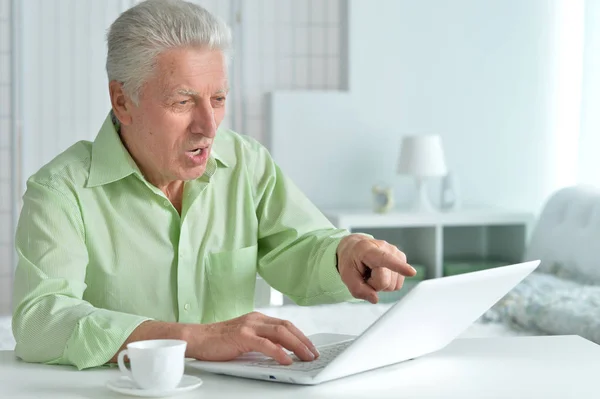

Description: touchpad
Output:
[308,333,356,347]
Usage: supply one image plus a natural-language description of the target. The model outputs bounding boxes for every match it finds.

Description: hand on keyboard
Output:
[186,311,320,365]
[247,340,353,371]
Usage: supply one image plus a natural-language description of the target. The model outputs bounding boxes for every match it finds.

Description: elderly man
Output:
[12,0,415,370]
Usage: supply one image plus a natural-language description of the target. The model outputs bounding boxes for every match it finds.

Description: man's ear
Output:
[109,81,134,126]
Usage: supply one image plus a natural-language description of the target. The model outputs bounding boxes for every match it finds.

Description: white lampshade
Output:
[397,135,448,178]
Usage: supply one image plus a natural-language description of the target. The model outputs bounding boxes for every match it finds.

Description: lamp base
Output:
[412,177,436,212]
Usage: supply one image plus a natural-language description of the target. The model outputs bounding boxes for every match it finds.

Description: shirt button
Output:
[184,303,190,311]
[163,200,170,207]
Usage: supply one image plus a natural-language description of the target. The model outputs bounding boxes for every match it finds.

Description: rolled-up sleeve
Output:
[247,138,355,305]
[12,180,150,370]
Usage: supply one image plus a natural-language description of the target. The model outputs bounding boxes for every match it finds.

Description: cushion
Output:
[482,272,600,343]
[525,186,600,285]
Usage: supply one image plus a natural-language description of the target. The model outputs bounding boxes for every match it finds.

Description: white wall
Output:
[19,0,133,193]
[579,0,600,186]
[0,0,12,314]
[271,0,575,213]
[350,0,571,212]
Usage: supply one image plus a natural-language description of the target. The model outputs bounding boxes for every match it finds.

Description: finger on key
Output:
[246,335,292,365]
[258,324,316,362]
[263,317,320,359]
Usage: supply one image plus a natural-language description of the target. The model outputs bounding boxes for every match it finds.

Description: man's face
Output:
[124,47,228,184]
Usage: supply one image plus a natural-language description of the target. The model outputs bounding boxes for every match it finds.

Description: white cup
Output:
[117,339,187,390]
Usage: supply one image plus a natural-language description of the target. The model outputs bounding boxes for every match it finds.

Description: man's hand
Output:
[336,234,417,304]
[184,312,319,365]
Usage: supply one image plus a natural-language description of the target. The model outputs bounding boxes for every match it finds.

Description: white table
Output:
[1,335,597,398]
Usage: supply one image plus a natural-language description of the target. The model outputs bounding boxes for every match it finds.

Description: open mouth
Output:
[185,146,209,165]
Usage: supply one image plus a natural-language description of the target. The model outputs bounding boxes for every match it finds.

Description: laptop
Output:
[188,260,540,385]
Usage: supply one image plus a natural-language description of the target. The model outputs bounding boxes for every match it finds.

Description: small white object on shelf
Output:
[371,184,394,213]
[397,134,448,212]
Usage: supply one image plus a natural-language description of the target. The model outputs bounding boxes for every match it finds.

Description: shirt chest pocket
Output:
[205,245,258,322]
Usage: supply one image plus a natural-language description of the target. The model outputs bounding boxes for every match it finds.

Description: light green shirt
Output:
[12,113,353,370]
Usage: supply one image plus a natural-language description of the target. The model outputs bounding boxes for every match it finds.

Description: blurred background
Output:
[1,0,600,314]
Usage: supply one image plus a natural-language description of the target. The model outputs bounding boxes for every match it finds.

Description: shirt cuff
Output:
[318,231,376,302]
[61,309,152,370]
[298,232,358,304]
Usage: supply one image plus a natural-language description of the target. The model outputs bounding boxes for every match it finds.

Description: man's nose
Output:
[191,101,217,138]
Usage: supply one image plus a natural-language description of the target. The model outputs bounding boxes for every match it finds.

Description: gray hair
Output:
[106,0,232,104]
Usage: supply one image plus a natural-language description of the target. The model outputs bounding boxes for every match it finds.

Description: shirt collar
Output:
[211,148,230,169]
[87,112,229,188]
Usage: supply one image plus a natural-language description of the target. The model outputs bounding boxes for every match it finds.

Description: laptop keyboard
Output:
[246,340,354,372]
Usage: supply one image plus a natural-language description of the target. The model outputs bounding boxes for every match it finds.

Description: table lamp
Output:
[397,134,448,212]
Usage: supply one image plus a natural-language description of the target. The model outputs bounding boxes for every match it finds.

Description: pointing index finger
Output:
[362,244,417,277]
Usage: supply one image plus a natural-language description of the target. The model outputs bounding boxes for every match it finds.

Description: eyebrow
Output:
[175,88,229,97]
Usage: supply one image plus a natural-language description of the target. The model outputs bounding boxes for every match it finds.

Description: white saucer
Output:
[106,375,203,397]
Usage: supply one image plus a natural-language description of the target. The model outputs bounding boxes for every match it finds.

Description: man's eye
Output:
[178,100,189,105]
[215,97,226,102]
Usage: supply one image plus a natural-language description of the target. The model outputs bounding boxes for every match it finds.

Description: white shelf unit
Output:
[323,208,535,280]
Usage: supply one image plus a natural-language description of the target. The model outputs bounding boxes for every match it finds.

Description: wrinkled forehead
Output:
[149,47,229,95]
